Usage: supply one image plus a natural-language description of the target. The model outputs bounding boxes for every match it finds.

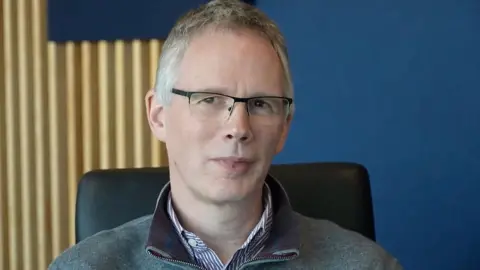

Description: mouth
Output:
[210,157,254,174]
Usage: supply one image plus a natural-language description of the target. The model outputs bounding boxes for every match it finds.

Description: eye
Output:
[200,96,216,104]
[192,94,230,107]
[249,98,286,115]
[253,99,270,108]
[193,95,223,105]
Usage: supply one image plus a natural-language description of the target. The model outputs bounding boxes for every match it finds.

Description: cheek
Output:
[165,110,191,153]
[166,114,218,152]
[254,127,283,154]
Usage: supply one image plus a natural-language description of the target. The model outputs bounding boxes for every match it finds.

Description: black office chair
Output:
[75,162,376,243]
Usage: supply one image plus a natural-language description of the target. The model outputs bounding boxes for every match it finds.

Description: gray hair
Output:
[153,0,294,106]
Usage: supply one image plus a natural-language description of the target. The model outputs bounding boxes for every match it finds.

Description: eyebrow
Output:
[194,87,229,94]
[195,87,279,97]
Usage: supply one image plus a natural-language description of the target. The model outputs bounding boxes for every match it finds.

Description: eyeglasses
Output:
[172,88,293,125]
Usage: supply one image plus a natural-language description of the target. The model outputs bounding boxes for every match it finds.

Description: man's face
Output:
[147,29,291,204]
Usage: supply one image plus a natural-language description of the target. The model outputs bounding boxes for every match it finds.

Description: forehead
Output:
[175,28,284,95]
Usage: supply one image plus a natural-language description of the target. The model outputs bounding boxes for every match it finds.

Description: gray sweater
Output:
[49,177,403,270]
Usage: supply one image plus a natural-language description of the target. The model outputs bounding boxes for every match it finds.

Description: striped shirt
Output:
[167,184,273,270]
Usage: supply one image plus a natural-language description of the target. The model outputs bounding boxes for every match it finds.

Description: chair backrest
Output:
[75,162,376,243]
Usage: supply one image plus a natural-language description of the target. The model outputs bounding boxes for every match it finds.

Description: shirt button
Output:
[188,239,197,247]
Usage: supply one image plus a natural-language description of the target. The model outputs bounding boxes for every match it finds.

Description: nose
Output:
[224,103,253,143]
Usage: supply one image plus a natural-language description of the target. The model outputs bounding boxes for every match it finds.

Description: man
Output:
[49,0,403,269]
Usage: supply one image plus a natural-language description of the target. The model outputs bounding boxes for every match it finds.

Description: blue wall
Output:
[47,0,255,42]
[258,0,480,269]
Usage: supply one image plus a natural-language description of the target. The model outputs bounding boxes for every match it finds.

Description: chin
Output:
[188,161,267,203]
[207,191,255,204]
[202,177,260,204]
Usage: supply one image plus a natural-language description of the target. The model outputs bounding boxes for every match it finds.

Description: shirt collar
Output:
[166,184,273,236]
[166,183,273,253]
[145,174,300,263]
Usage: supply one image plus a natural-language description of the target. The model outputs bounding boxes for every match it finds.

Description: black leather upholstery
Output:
[75,162,376,243]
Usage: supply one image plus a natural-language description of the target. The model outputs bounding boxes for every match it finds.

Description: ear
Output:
[275,114,293,154]
[145,89,167,142]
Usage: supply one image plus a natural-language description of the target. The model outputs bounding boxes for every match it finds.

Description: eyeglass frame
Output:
[171,88,294,119]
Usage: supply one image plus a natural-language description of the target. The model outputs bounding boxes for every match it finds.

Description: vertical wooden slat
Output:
[99,41,112,169]
[124,42,135,168]
[59,45,70,253]
[0,99,7,270]
[49,41,70,260]
[17,0,37,267]
[132,40,146,167]
[4,0,23,268]
[149,40,162,167]
[142,41,152,166]
[81,42,93,172]
[47,42,60,258]
[32,0,51,266]
[81,42,100,172]
[66,41,82,245]
[0,1,8,269]
[148,40,160,93]
[114,41,127,168]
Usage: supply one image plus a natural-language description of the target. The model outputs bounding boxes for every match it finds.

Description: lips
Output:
[211,157,254,174]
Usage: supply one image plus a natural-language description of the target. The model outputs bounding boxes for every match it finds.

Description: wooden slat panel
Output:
[1,1,168,268]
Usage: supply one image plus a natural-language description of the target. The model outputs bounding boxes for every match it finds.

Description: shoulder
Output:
[48,215,155,270]
[293,213,403,270]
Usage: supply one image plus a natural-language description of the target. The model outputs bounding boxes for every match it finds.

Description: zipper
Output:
[147,248,298,269]
[147,250,205,270]
[238,254,299,270]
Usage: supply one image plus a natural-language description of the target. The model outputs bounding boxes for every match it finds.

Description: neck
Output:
[170,183,264,262]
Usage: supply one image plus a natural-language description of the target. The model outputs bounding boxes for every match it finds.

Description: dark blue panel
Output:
[47,0,256,42]
[257,0,480,269]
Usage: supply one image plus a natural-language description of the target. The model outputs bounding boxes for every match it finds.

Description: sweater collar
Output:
[145,174,300,263]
